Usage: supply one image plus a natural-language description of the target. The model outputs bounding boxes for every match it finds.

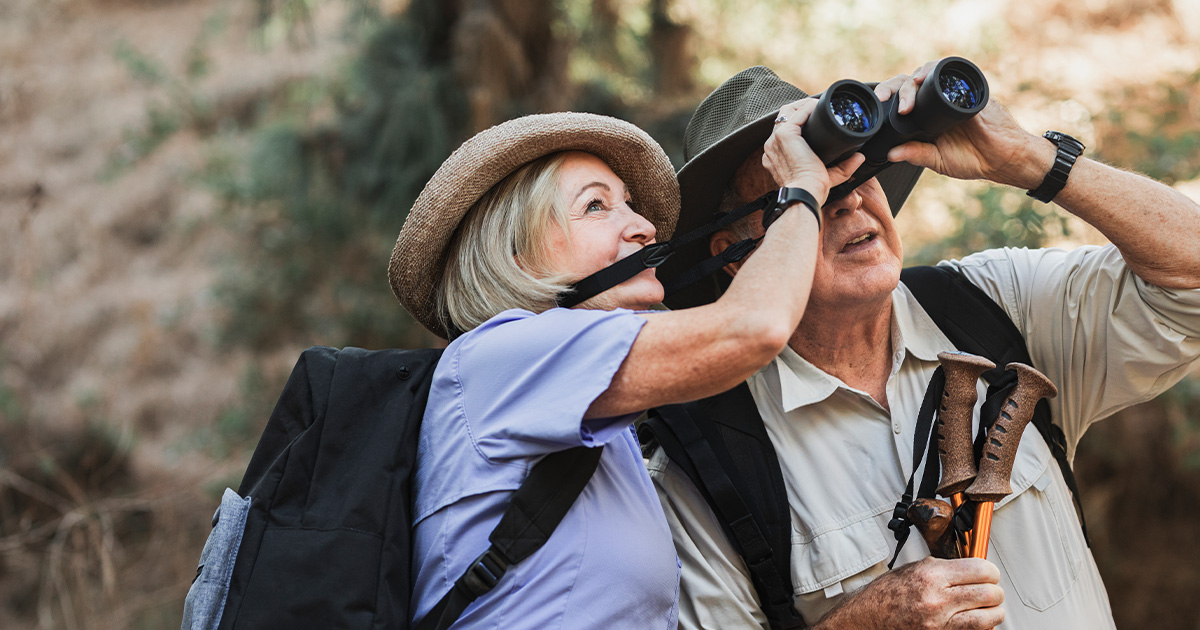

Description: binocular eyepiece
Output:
[800,56,989,200]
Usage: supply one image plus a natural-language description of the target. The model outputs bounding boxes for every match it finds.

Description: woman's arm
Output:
[587,99,859,418]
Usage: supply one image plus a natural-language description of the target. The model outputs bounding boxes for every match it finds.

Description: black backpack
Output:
[640,265,1087,630]
[182,345,601,630]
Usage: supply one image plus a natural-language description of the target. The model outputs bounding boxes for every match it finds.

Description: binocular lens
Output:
[830,94,873,133]
[939,69,979,109]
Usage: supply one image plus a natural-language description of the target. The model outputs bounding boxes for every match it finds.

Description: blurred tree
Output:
[212,0,697,352]
[905,186,1072,266]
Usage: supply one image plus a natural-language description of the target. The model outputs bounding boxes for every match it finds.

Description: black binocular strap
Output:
[828,159,893,204]
[887,366,946,568]
[659,237,761,297]
[415,445,604,630]
[558,192,775,308]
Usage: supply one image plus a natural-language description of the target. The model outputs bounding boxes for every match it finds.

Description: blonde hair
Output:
[435,152,575,335]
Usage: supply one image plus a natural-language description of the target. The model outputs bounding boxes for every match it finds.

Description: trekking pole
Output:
[907,498,958,559]
[935,351,995,557]
[963,362,1058,559]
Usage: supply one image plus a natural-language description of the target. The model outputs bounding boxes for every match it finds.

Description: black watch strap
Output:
[763,187,821,230]
[1027,131,1085,204]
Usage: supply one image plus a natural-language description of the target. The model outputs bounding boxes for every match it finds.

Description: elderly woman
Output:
[389,109,861,629]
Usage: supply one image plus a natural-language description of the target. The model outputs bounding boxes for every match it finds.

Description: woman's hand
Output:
[763,98,867,203]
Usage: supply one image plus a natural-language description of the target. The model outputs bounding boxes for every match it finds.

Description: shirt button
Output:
[893,421,902,434]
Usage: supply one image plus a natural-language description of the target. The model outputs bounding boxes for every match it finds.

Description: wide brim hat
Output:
[389,112,680,339]
[660,66,925,311]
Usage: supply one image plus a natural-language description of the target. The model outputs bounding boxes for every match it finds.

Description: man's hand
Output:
[873,60,1050,189]
[886,98,1051,189]
[874,59,1200,290]
[813,557,1005,630]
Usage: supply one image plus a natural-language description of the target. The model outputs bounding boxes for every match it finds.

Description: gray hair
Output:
[435,152,574,335]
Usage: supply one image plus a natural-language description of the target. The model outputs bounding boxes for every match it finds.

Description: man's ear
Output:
[710,230,750,278]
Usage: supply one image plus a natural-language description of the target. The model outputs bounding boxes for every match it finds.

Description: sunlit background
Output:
[2,0,1199,627]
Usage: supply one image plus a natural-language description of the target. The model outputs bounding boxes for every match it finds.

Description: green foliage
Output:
[114,40,170,86]
[210,8,466,351]
[105,10,230,178]
[1094,70,1200,184]
[1106,122,1200,184]
[107,41,187,177]
[906,185,1072,265]
[0,367,23,429]
[172,364,274,461]
[561,0,654,100]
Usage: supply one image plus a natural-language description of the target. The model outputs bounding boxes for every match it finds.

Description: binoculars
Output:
[800,56,989,201]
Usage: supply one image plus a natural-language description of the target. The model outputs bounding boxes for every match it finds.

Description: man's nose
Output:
[824,188,864,220]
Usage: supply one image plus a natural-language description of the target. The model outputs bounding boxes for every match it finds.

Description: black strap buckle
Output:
[887,500,911,535]
[952,501,975,547]
[720,238,760,264]
[460,548,510,598]
[640,242,674,268]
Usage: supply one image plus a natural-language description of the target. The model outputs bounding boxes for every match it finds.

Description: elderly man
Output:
[645,61,1200,629]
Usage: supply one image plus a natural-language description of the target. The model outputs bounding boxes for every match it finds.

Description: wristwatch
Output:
[1027,131,1085,204]
[763,187,821,230]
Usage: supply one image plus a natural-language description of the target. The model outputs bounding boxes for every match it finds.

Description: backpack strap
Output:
[643,384,805,630]
[415,445,604,630]
[901,265,1089,545]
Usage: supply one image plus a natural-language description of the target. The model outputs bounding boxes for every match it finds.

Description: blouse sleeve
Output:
[450,307,647,461]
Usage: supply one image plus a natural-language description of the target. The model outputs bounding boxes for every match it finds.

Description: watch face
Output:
[1045,130,1085,152]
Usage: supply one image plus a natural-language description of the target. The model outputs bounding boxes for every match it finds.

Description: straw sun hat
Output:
[388,112,680,339]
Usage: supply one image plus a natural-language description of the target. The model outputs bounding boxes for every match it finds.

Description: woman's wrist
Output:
[763,192,822,234]
[781,177,829,207]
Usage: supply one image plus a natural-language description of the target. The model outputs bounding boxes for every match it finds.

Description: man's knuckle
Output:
[917,617,941,630]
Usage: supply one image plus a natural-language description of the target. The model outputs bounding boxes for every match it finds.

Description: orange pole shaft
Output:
[970,502,994,559]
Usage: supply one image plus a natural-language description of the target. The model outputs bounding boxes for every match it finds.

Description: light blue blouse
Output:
[411,307,680,630]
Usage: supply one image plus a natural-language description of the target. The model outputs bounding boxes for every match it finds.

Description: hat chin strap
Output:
[556,191,773,309]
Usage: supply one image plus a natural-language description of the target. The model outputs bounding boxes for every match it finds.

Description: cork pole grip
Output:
[964,362,1058,503]
[935,352,996,496]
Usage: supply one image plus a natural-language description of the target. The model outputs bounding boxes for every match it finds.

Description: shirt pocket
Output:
[789,511,891,595]
[182,488,251,630]
[988,460,1086,611]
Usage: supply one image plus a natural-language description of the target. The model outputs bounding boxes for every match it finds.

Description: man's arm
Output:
[1015,150,1200,290]
[648,448,1006,630]
[882,63,1200,290]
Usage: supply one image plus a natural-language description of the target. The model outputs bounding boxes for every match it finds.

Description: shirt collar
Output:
[894,280,955,362]
[769,283,954,413]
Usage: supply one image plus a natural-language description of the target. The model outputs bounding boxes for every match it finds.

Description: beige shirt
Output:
[649,244,1200,629]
